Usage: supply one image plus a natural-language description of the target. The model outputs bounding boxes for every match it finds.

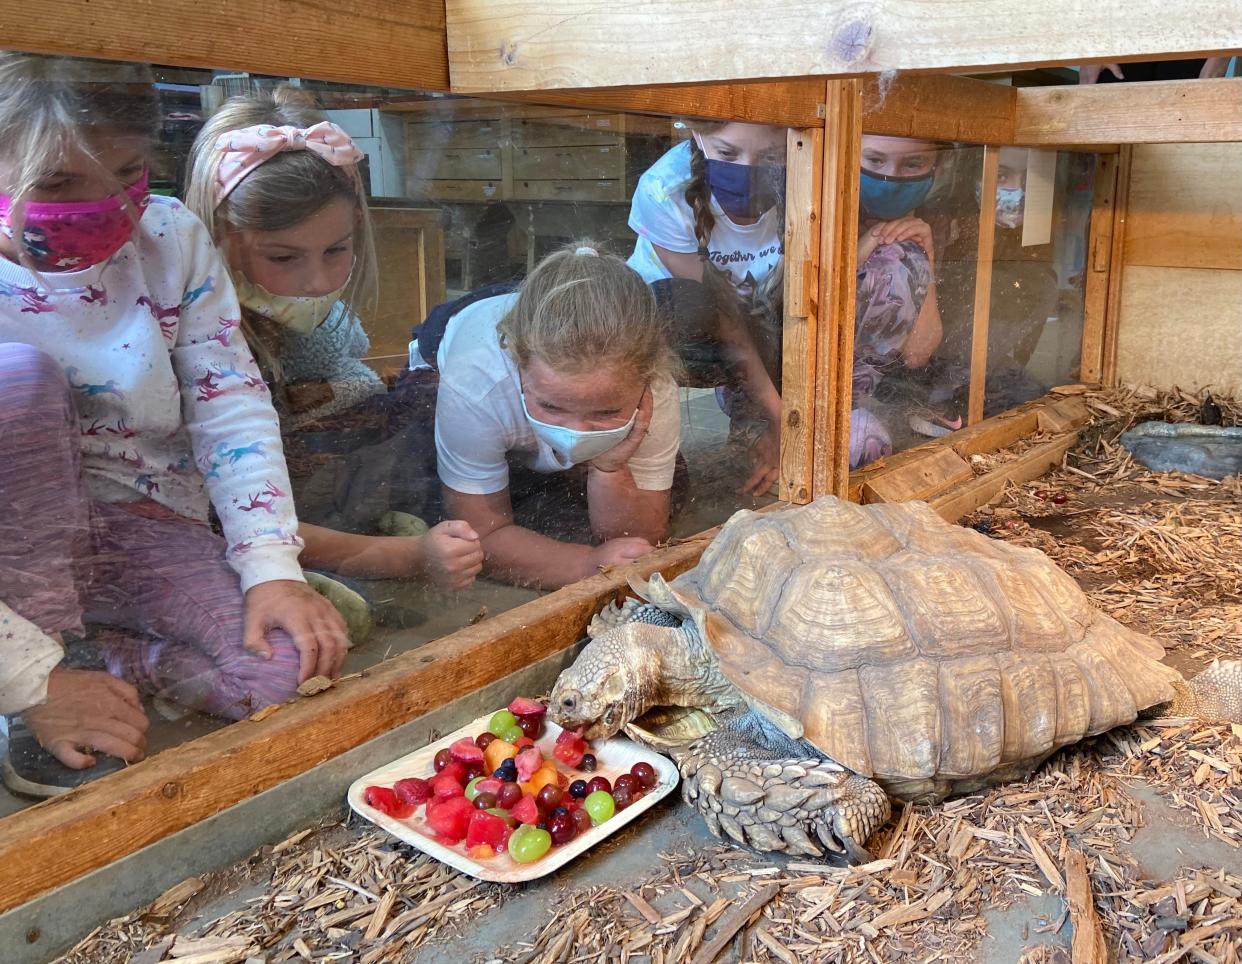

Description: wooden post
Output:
[780,127,824,504]
[1080,153,1120,383]
[812,79,862,499]
[1101,145,1134,386]
[967,145,1000,425]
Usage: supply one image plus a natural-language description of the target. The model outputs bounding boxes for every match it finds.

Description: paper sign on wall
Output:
[1021,149,1057,247]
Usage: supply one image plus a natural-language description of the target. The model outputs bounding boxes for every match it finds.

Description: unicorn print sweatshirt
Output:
[0,196,304,592]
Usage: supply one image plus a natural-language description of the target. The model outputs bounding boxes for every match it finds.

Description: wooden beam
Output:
[1124,143,1242,271]
[930,432,1081,521]
[491,80,826,127]
[1102,145,1134,386]
[1080,153,1120,383]
[860,447,974,504]
[812,79,862,499]
[0,0,451,92]
[968,146,1000,425]
[1015,78,1242,145]
[0,534,722,913]
[862,73,1016,144]
[444,0,1241,92]
[780,128,824,504]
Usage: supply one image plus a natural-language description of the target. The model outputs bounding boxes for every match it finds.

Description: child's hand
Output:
[25,666,149,769]
[243,579,349,683]
[584,537,655,577]
[740,421,781,498]
[589,386,653,474]
[412,520,484,591]
[859,217,935,265]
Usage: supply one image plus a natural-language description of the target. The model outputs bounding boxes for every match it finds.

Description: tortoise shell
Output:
[662,498,1181,801]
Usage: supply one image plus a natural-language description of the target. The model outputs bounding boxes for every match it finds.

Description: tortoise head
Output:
[549,622,672,740]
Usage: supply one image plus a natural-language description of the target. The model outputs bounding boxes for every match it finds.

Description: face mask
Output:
[521,394,638,465]
[994,186,1025,228]
[858,169,934,220]
[696,138,784,220]
[235,272,348,334]
[0,172,150,270]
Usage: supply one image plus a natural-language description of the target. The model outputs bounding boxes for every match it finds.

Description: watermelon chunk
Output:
[425,795,473,842]
[392,777,431,806]
[430,771,465,798]
[466,809,513,850]
[449,737,485,765]
[510,794,540,825]
[515,747,544,782]
[363,785,414,819]
[508,696,546,717]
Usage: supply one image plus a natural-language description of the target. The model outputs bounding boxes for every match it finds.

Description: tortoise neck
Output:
[642,620,743,717]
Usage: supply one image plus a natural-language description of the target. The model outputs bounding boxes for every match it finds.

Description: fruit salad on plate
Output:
[360,697,661,866]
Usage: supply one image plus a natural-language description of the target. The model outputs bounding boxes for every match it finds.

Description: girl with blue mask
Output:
[848,135,947,469]
[627,120,788,498]
[423,244,684,590]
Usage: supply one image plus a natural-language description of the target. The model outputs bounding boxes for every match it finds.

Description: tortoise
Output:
[549,497,1241,861]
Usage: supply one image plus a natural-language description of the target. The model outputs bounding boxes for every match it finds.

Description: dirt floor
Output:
[49,387,1242,962]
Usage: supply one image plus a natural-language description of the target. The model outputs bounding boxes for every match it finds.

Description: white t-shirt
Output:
[627,140,784,300]
[433,293,681,495]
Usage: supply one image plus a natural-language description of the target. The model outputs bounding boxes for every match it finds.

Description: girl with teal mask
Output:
[849,135,947,469]
[186,90,484,594]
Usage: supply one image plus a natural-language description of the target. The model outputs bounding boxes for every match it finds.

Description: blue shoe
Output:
[1,714,125,798]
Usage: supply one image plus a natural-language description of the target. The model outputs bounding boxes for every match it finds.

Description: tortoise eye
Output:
[560,695,577,712]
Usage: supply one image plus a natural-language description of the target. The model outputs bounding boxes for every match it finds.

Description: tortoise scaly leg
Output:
[1167,660,1242,722]
[673,722,890,863]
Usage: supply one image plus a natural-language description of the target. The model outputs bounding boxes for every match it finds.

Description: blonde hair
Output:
[185,87,378,389]
[0,53,157,269]
[498,243,676,384]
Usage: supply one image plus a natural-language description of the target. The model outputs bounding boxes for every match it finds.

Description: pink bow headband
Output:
[213,122,365,204]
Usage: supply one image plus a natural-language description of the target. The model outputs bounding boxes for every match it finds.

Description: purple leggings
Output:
[0,343,300,720]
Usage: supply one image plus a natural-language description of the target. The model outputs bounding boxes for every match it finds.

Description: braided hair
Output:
[683,129,719,260]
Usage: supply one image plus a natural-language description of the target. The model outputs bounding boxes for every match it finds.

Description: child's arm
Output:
[0,602,66,716]
[297,521,483,591]
[443,487,652,589]
[167,203,346,680]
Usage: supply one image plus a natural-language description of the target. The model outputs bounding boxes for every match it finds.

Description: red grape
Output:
[497,782,523,809]
[630,762,657,790]
[548,811,577,845]
[611,783,634,810]
[536,785,564,812]
[613,774,638,797]
[473,791,498,810]
[516,715,542,739]
[578,753,597,772]
[571,808,593,834]
[433,748,452,772]
[586,776,612,796]
[475,732,496,751]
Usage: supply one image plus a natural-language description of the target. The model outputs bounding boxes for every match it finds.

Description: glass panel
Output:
[850,136,982,469]
[982,148,1095,414]
[0,51,788,814]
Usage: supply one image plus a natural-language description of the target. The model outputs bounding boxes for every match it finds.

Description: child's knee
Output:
[219,631,303,718]
[0,343,74,423]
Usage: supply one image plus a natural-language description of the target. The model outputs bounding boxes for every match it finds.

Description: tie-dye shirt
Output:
[0,196,303,591]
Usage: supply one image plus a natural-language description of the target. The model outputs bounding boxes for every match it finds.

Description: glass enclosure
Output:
[0,54,787,814]
[849,137,1097,469]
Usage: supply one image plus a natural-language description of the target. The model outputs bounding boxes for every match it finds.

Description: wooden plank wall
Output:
[444,0,1241,91]
[1114,142,1242,394]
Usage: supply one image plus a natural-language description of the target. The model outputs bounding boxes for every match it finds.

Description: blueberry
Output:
[972,519,993,534]
[552,806,568,817]
[569,779,589,799]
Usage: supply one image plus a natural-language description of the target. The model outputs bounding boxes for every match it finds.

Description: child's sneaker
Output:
[1,715,125,799]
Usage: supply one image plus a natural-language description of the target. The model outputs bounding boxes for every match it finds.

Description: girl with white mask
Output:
[410,243,682,589]
[186,90,483,592]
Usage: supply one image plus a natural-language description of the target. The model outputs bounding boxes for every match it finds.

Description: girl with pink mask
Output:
[0,54,347,798]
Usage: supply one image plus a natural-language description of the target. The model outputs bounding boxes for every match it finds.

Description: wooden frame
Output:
[1102,146,1135,385]
[443,0,1240,91]
[1080,153,1121,383]
[967,146,1001,425]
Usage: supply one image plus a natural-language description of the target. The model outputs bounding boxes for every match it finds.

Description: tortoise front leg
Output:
[674,726,890,863]
[1169,659,1242,721]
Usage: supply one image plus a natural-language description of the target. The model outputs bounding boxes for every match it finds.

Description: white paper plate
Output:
[347,713,680,882]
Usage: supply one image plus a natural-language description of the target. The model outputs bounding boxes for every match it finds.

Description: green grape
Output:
[499,723,525,744]
[488,709,518,737]
[486,807,517,826]
[464,776,483,801]
[507,825,552,863]
[584,790,616,825]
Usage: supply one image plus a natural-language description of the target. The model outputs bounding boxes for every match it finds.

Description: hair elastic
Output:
[574,246,599,257]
